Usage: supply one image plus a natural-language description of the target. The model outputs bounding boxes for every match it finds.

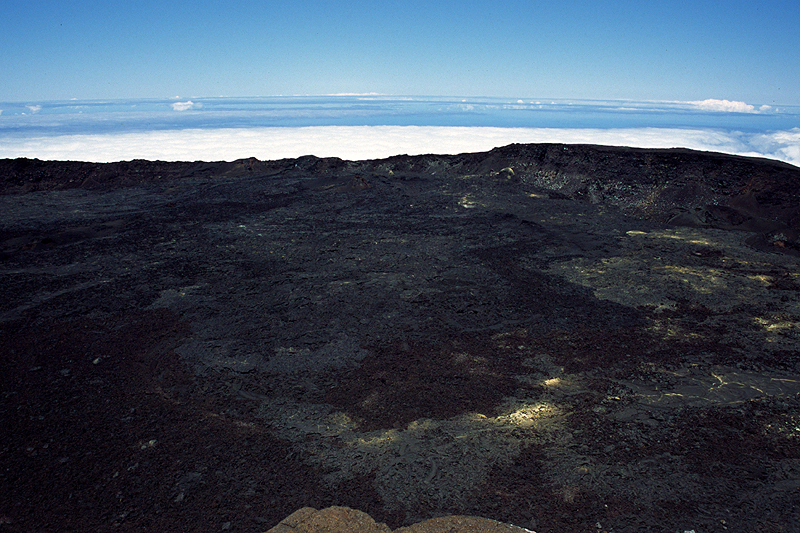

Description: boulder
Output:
[266,506,532,533]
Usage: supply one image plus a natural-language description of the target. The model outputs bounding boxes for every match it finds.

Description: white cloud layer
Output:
[1,126,798,168]
[171,100,199,111]
[688,99,766,113]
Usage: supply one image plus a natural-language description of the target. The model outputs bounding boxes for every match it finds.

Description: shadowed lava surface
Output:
[2,144,800,532]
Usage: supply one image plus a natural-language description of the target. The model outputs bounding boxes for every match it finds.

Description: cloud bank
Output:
[688,99,771,113]
[171,100,200,111]
[1,125,798,167]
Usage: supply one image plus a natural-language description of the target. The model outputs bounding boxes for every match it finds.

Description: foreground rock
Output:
[2,144,799,532]
[267,506,530,533]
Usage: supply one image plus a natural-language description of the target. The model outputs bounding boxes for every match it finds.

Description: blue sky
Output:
[3,0,799,104]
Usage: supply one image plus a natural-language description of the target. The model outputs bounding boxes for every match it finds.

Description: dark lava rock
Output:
[3,143,800,533]
[4,143,799,250]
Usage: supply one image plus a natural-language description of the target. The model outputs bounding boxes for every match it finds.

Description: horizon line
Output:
[2,94,798,110]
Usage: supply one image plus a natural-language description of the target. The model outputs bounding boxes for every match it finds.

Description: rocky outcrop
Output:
[266,507,531,533]
[367,143,800,245]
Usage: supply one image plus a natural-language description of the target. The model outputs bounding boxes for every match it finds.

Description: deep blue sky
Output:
[3,1,799,105]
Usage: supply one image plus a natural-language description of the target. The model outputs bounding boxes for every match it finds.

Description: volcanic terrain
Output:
[2,144,800,532]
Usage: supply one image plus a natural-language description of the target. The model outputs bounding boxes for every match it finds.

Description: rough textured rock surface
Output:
[2,144,800,532]
[267,506,392,533]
